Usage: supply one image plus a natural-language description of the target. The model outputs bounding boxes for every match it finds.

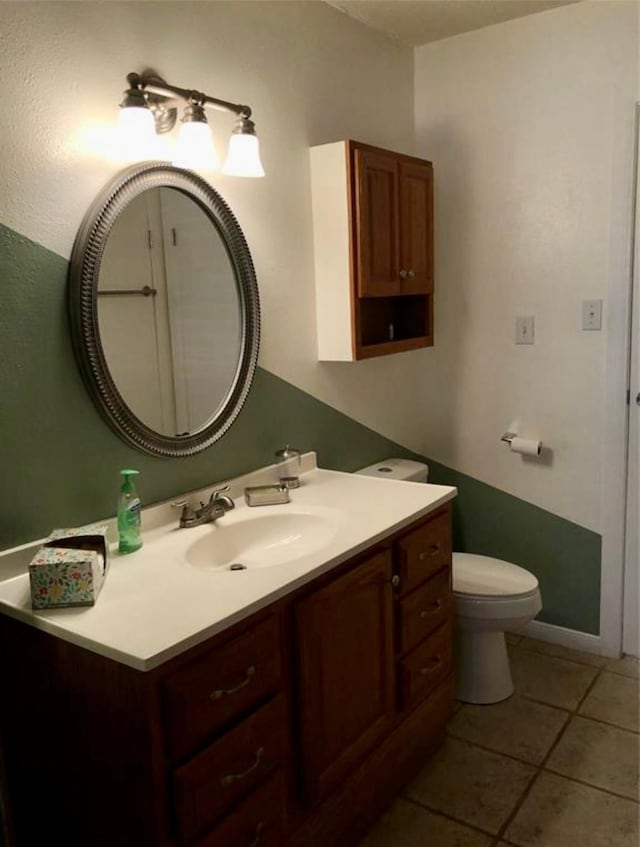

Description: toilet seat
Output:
[452,552,539,598]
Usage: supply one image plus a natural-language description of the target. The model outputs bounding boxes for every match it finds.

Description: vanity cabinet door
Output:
[294,549,395,803]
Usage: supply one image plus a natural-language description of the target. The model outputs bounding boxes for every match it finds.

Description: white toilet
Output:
[357,458,542,705]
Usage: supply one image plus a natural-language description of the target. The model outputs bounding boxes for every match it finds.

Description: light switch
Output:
[582,299,602,331]
[516,316,535,345]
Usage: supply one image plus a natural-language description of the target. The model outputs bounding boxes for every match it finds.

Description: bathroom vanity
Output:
[0,465,455,847]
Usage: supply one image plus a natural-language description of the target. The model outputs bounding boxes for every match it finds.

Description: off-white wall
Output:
[0,0,433,451]
[414,0,638,531]
[1,0,636,533]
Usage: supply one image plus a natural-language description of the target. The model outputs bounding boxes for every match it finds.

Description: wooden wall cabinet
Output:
[310,139,434,361]
[0,506,453,847]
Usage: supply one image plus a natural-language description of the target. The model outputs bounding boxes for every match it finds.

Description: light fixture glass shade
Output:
[174,121,220,171]
[117,105,157,161]
[222,133,265,178]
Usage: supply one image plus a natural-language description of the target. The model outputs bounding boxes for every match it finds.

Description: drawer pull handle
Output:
[419,600,443,618]
[210,665,256,701]
[219,746,264,787]
[418,544,440,561]
[249,821,265,847]
[420,655,442,675]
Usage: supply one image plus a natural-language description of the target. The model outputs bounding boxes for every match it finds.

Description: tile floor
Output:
[359,635,640,847]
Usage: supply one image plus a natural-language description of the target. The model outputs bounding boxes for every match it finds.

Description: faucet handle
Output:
[211,485,230,500]
[171,499,196,523]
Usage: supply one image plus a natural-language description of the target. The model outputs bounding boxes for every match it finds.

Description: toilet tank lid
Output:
[452,553,539,597]
[356,458,428,483]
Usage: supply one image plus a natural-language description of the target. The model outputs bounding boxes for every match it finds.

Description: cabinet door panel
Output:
[399,161,433,295]
[295,550,395,801]
[354,149,400,297]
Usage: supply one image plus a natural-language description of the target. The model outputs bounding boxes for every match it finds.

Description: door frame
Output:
[600,101,640,657]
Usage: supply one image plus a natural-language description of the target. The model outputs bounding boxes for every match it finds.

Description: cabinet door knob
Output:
[407,269,416,279]
[391,574,400,588]
[399,269,408,279]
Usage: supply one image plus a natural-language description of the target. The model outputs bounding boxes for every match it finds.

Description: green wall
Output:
[0,222,600,634]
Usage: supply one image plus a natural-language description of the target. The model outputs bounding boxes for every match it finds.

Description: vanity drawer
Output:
[395,508,451,596]
[172,694,287,844]
[162,615,282,762]
[398,621,452,711]
[194,770,286,847]
[398,567,451,655]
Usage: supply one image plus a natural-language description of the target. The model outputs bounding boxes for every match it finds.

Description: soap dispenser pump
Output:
[117,469,143,554]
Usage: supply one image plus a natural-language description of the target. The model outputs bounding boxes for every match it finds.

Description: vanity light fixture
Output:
[118,71,265,177]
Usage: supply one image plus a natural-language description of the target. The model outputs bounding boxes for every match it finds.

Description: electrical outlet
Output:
[582,299,602,331]
[516,316,535,345]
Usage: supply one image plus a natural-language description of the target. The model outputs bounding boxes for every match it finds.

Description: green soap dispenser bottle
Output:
[118,469,143,554]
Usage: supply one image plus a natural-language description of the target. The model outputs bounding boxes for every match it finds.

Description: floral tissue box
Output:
[29,523,110,609]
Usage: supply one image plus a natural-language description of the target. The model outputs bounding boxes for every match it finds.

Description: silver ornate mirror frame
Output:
[68,162,260,457]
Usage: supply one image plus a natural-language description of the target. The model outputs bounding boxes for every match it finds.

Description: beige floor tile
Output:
[449,695,568,765]
[606,655,640,679]
[405,737,536,835]
[546,715,640,800]
[579,671,640,732]
[508,646,598,710]
[505,772,640,847]
[518,637,606,668]
[358,799,492,847]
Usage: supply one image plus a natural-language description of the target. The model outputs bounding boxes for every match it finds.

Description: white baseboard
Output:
[517,619,618,658]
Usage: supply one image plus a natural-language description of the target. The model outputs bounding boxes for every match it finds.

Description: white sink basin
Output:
[185,509,343,571]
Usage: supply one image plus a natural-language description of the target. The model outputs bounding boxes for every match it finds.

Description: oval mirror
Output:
[69,163,260,457]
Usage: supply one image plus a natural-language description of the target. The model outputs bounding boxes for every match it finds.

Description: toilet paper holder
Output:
[501,432,543,456]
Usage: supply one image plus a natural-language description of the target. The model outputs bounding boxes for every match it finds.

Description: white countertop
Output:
[0,460,456,671]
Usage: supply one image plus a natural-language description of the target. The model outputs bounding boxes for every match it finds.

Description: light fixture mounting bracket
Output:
[125,69,254,136]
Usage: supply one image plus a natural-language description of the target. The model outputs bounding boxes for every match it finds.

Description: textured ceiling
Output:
[326,0,581,46]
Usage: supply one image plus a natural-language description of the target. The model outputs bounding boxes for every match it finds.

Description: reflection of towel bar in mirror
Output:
[98,286,157,297]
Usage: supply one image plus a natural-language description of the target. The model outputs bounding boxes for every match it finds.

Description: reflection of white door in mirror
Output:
[98,193,177,434]
[97,188,242,437]
[159,189,241,436]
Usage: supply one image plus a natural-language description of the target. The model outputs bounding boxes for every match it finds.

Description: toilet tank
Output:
[356,458,429,483]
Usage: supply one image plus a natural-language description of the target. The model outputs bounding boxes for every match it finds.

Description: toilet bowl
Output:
[356,458,543,705]
[453,553,541,703]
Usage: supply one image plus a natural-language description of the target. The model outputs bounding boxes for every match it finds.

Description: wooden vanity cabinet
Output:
[0,506,453,847]
[310,139,434,361]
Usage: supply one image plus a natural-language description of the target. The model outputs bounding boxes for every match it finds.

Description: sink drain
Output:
[229,563,247,571]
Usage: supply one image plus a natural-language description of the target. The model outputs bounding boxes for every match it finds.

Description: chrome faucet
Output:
[174,486,235,529]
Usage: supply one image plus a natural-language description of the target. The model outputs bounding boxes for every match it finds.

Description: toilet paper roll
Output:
[510,437,541,456]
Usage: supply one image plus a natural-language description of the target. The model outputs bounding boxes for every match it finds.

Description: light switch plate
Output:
[582,299,602,331]
[516,316,535,345]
